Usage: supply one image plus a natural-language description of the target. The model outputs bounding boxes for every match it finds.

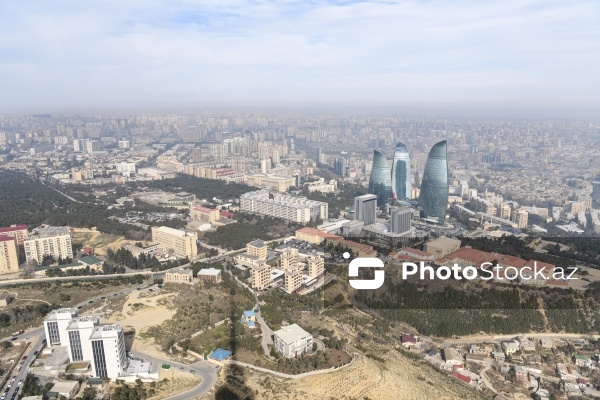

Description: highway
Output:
[0,281,218,400]
[0,271,154,288]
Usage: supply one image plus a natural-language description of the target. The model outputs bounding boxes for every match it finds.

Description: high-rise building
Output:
[0,235,19,274]
[334,157,347,177]
[280,248,298,269]
[151,226,198,258]
[354,194,378,225]
[247,239,268,259]
[44,308,79,346]
[0,224,29,255]
[307,255,324,279]
[261,158,272,173]
[390,207,412,235]
[284,265,303,294]
[24,228,73,264]
[418,140,449,223]
[515,209,529,229]
[391,142,411,200]
[251,262,271,291]
[240,190,328,223]
[89,325,128,378]
[66,316,99,362]
[368,150,393,207]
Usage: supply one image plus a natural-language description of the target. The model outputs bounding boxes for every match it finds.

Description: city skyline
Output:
[1,1,599,113]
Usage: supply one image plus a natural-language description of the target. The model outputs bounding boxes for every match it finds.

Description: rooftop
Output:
[197,268,221,276]
[46,308,78,321]
[274,323,312,345]
[209,348,232,361]
[0,224,28,233]
[0,235,16,243]
[296,227,341,239]
[248,239,266,248]
[66,316,99,330]
[89,324,123,339]
[154,226,193,237]
[79,255,103,265]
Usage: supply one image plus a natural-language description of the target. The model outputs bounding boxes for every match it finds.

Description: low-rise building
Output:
[197,268,222,283]
[574,353,592,368]
[502,340,520,355]
[424,236,461,258]
[165,267,194,284]
[48,380,81,399]
[295,227,341,244]
[443,348,463,365]
[273,324,313,358]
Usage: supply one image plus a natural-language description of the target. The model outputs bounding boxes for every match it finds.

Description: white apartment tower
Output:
[89,325,128,379]
[66,316,99,362]
[24,228,73,264]
[44,310,128,379]
[44,308,79,346]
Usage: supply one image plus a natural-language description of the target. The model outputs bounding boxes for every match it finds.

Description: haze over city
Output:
[1,0,600,114]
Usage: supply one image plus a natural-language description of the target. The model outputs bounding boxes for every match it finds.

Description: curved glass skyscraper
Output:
[391,142,411,201]
[368,150,392,207]
[418,140,449,223]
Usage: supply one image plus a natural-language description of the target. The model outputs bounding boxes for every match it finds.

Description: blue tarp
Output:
[209,348,232,361]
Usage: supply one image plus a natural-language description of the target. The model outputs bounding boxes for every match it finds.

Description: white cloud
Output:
[0,0,598,112]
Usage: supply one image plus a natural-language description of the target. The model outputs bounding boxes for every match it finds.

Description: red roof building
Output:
[452,372,472,384]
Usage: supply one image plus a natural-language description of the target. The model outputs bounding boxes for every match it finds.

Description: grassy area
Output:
[144,278,254,351]
[189,323,231,355]
[71,229,121,248]
[0,277,146,338]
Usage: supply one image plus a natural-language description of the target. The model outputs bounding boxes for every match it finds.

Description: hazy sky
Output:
[1,0,599,113]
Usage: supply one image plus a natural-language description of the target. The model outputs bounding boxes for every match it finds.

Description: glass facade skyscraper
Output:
[391,142,411,200]
[418,140,449,223]
[368,150,392,207]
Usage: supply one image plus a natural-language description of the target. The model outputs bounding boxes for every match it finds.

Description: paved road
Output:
[128,349,219,400]
[0,271,154,287]
[255,310,274,357]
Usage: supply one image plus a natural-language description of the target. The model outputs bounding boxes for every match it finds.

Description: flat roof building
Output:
[151,226,198,259]
[0,235,19,274]
[165,267,194,284]
[197,268,222,283]
[44,308,79,346]
[240,190,328,223]
[273,324,313,359]
[89,324,128,379]
[424,236,461,258]
[24,227,73,264]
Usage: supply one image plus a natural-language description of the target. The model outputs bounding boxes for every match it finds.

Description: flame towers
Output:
[391,142,411,201]
[367,140,448,224]
[368,150,392,207]
[418,140,449,223]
